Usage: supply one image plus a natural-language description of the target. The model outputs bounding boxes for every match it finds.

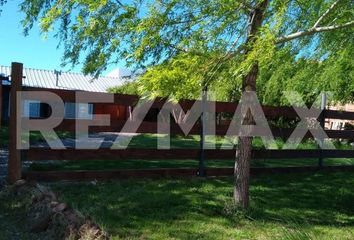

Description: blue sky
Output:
[0,1,123,75]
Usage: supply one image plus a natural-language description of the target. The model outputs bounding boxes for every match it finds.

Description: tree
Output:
[19,0,354,208]
[108,81,141,95]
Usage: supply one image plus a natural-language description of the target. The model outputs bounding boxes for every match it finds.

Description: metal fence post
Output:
[198,87,207,177]
[8,62,23,183]
[319,92,327,168]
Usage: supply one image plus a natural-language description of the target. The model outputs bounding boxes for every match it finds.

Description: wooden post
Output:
[198,87,207,177]
[8,62,23,183]
[319,92,327,168]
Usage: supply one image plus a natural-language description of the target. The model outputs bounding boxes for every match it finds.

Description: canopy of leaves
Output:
[258,45,354,105]
[108,81,141,95]
[19,0,354,103]
[113,43,354,105]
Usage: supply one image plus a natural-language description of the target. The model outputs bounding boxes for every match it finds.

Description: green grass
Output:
[109,134,333,150]
[48,172,354,239]
[1,125,351,150]
[0,126,74,147]
[0,186,35,239]
[0,126,9,147]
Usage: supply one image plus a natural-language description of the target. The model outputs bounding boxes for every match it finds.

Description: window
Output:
[64,103,76,119]
[64,103,93,119]
[23,100,41,118]
[77,103,93,119]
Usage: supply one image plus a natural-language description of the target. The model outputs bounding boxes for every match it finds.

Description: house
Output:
[0,65,132,124]
[326,103,354,130]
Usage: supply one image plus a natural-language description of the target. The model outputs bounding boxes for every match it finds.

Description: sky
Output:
[0,1,124,75]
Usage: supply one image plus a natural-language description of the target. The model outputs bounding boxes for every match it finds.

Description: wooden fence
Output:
[5,62,354,182]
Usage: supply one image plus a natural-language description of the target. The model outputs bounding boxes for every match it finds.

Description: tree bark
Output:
[234,0,268,209]
[276,20,354,44]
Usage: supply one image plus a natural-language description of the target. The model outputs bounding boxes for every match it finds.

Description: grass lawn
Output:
[0,126,74,148]
[104,134,349,150]
[1,128,354,239]
[0,189,34,239]
[0,126,9,147]
[46,172,354,239]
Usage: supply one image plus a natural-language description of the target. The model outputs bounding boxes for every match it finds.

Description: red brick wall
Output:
[94,103,127,121]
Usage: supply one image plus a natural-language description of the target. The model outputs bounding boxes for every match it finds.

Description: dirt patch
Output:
[1,179,108,240]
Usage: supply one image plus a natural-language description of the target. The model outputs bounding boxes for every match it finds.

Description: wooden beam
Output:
[22,165,354,181]
[325,109,354,120]
[8,62,23,183]
[24,148,202,161]
[24,148,354,161]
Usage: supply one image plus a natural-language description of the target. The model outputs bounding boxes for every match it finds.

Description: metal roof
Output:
[0,65,126,92]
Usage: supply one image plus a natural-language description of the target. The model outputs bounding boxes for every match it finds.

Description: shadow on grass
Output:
[249,172,354,226]
[50,172,354,238]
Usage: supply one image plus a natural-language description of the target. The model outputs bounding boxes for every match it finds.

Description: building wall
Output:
[94,103,127,121]
[1,86,129,125]
[326,103,354,130]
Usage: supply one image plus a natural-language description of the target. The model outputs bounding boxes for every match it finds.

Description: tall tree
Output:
[233,0,269,209]
[19,0,354,208]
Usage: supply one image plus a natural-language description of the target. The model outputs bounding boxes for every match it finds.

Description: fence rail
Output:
[23,149,354,161]
[23,165,354,181]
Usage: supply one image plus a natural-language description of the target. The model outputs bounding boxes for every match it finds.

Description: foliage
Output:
[258,45,354,106]
[108,80,141,96]
[18,0,354,102]
[111,43,354,105]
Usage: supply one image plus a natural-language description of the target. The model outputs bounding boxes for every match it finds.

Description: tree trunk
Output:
[234,63,259,208]
[234,0,268,208]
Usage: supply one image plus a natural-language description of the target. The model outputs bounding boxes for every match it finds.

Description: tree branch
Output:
[313,0,341,28]
[276,20,354,44]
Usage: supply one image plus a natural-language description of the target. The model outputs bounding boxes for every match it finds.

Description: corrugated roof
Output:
[0,65,125,92]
